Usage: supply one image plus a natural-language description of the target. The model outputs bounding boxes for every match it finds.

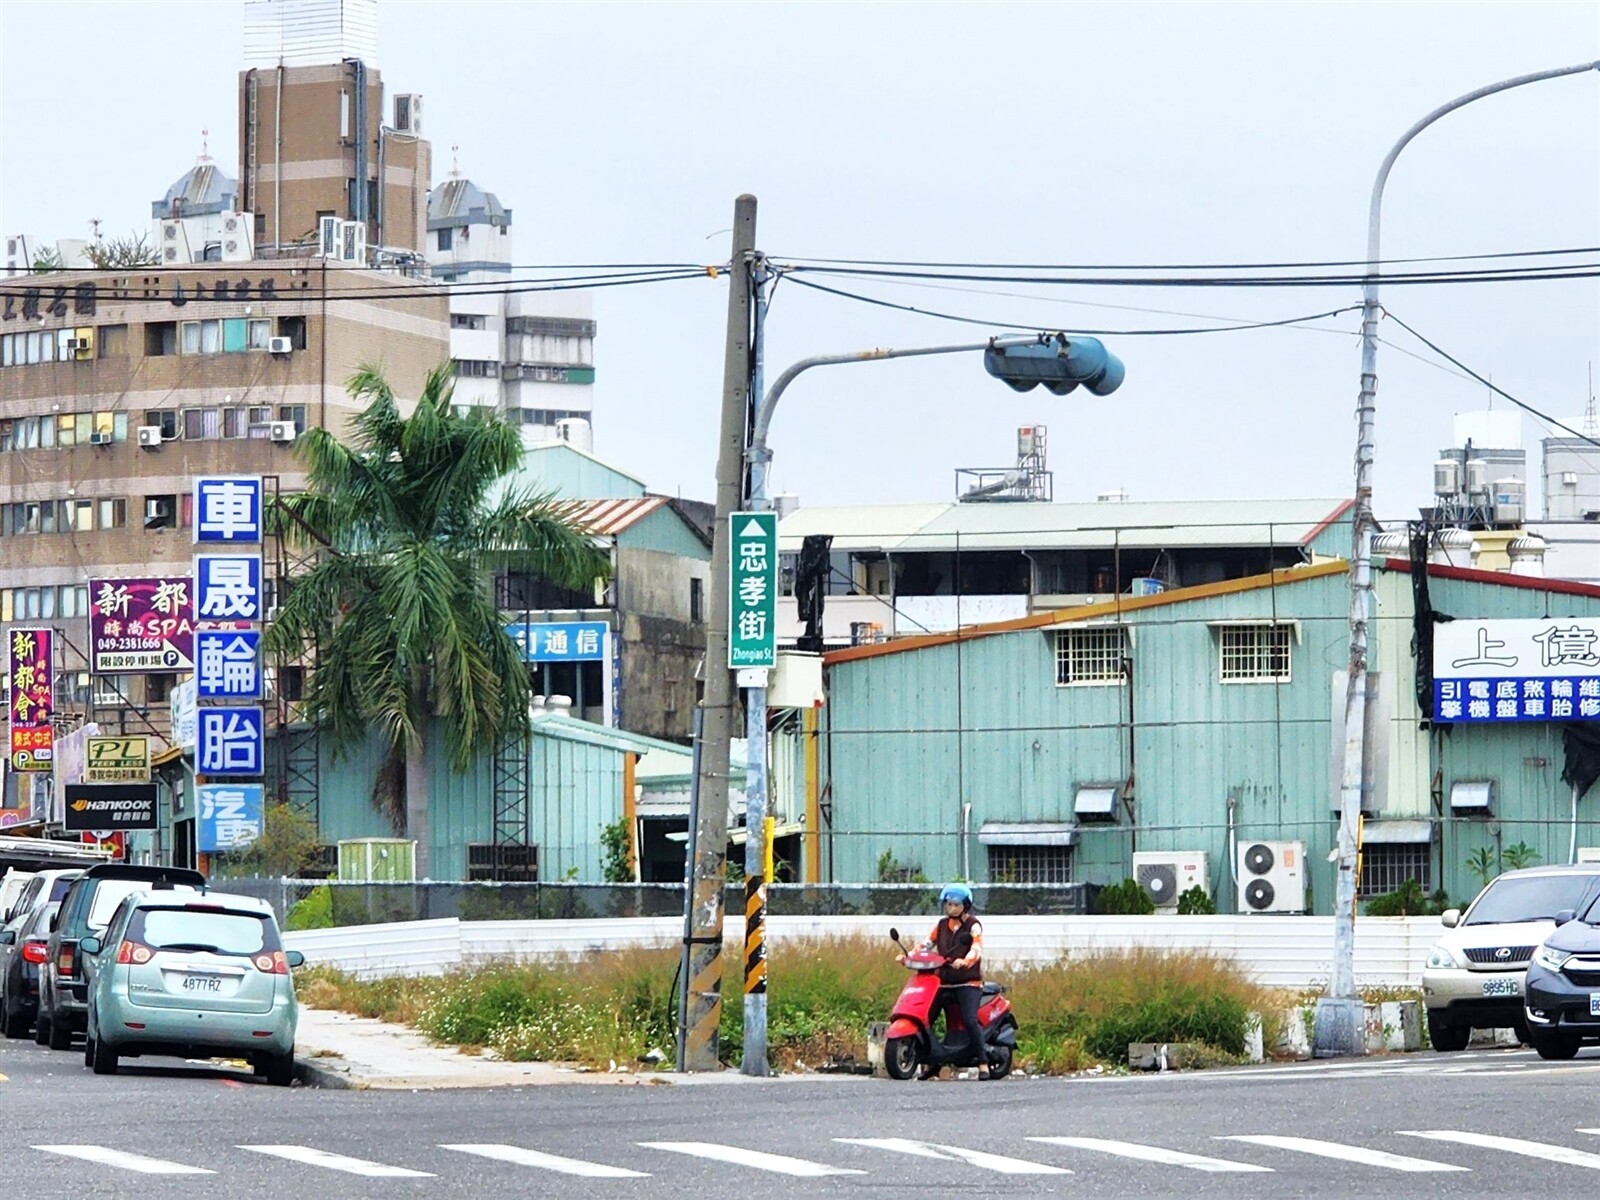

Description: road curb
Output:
[295,1056,363,1090]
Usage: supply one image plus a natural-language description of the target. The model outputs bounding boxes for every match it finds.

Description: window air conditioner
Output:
[89,431,113,446]
[268,421,297,443]
[267,336,293,354]
[136,425,164,448]
[65,337,90,352]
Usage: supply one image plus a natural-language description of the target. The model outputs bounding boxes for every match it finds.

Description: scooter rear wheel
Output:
[885,1035,921,1080]
[986,1044,1013,1080]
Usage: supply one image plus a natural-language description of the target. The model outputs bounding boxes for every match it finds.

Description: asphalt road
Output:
[6,1033,1600,1199]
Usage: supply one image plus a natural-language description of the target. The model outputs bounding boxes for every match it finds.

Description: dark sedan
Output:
[0,902,59,1038]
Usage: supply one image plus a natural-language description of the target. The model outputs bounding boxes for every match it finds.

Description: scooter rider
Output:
[901,883,986,1077]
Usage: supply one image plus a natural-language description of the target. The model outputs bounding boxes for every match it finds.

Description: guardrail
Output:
[284,913,1444,988]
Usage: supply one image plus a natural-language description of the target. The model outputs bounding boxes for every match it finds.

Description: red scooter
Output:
[883,928,1017,1080]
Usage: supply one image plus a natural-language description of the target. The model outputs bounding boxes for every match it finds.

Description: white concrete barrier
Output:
[285,913,1445,986]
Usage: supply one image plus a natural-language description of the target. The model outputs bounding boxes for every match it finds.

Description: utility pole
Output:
[680,194,757,1073]
[1316,60,1600,1059]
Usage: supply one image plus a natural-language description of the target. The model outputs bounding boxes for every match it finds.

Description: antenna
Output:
[1586,363,1597,439]
[198,128,211,164]
[450,145,461,179]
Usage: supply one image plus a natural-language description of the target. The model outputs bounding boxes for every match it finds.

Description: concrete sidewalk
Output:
[292,1006,877,1090]
[292,1006,668,1090]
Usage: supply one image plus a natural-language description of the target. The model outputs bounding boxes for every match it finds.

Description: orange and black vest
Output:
[933,913,982,985]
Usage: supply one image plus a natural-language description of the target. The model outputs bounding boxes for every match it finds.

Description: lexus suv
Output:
[38,864,204,1049]
[1422,865,1600,1051]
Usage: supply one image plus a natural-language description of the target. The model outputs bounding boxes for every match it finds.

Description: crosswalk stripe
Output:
[837,1137,1070,1175]
[1403,1131,1600,1169]
[1030,1136,1270,1173]
[33,1145,215,1175]
[1223,1135,1467,1173]
[441,1144,649,1178]
[640,1142,864,1177]
[239,1145,433,1178]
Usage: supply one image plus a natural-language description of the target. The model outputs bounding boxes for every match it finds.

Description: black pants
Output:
[935,985,985,1064]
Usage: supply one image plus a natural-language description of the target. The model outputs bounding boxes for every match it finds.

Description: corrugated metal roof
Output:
[779,498,1349,555]
[909,498,1350,552]
[776,504,949,552]
[562,496,669,536]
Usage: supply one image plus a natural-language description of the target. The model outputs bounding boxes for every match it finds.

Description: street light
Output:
[733,327,1124,1076]
[1319,60,1600,1058]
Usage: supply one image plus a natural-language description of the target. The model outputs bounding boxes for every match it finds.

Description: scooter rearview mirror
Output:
[888,927,901,944]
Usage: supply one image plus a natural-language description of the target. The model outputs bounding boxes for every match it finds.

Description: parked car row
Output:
[1422,863,1600,1060]
[0,863,302,1085]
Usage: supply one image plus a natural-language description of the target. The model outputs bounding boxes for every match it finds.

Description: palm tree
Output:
[262,364,611,878]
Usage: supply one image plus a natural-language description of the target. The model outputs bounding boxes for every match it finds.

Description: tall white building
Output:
[425,174,596,450]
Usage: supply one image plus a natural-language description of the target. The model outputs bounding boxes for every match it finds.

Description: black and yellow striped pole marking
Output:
[744,874,767,995]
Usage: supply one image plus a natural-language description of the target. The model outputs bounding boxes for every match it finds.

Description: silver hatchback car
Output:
[80,891,303,1085]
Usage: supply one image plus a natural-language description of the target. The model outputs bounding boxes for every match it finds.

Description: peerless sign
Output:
[63,784,158,832]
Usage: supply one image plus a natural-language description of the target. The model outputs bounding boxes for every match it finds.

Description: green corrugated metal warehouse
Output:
[793,556,1600,913]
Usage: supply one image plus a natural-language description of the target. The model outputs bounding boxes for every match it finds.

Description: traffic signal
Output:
[984,334,1125,397]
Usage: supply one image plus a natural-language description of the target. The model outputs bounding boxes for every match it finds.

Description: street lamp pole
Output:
[1319,60,1600,1056]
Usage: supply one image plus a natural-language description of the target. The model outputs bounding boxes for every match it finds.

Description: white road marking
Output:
[441,1144,649,1178]
[238,1145,434,1178]
[837,1137,1069,1175]
[1222,1135,1468,1173]
[1030,1136,1271,1173]
[640,1141,864,1177]
[1404,1131,1600,1169]
[33,1145,215,1175]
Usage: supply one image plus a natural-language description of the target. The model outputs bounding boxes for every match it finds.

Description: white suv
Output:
[1422,865,1600,1051]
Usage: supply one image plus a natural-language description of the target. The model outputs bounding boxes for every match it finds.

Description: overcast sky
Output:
[3,1,1598,524]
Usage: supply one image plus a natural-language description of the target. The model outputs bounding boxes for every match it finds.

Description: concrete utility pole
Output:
[1318,60,1600,1058]
[680,194,757,1073]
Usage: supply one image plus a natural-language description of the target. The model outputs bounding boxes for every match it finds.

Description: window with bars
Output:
[1359,843,1432,898]
[987,845,1074,885]
[1054,626,1128,686]
[1218,623,1292,683]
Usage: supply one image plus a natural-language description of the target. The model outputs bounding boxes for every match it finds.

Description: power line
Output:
[1383,310,1600,453]
[784,259,1600,290]
[784,273,1365,336]
[774,242,1600,273]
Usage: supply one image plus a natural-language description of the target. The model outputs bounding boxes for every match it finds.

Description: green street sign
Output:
[728,511,778,669]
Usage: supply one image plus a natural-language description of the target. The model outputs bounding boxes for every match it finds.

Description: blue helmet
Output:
[940,883,973,909]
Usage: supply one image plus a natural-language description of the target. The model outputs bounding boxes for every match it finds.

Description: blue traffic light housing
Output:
[984,335,1125,397]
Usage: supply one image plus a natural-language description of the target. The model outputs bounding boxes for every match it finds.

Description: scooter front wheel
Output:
[885,1035,921,1080]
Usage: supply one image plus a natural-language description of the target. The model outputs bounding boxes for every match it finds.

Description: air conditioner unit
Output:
[1236,840,1307,914]
[89,431,112,446]
[340,220,366,264]
[1132,851,1212,913]
[267,336,293,354]
[319,215,340,258]
[393,93,423,135]
[4,234,29,276]
[136,425,164,448]
[268,421,297,443]
[221,212,254,263]
[158,219,191,265]
[65,337,90,352]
